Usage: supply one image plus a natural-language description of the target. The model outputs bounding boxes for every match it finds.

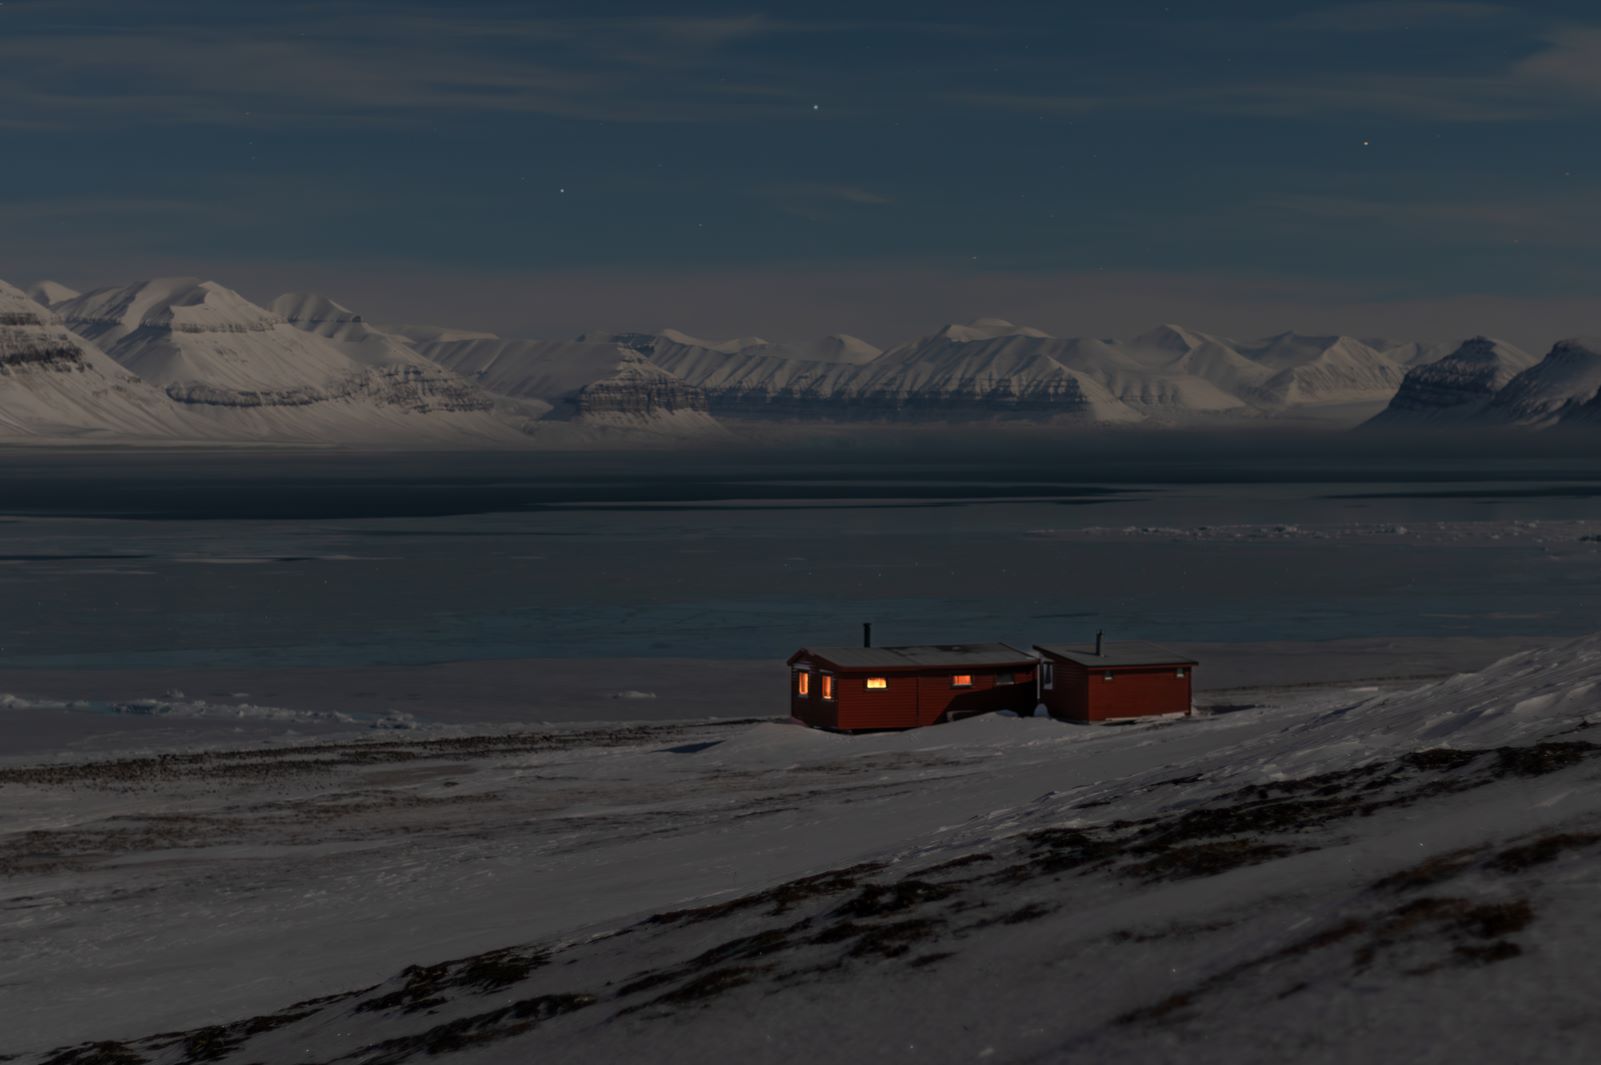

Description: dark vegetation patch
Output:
[832,880,954,919]
[1353,897,1534,972]
[1488,832,1601,872]
[1125,840,1299,882]
[996,902,1058,925]
[909,951,955,967]
[1108,917,1238,944]
[355,949,548,1015]
[339,992,597,1065]
[847,918,943,958]
[651,967,768,1007]
[39,1045,146,1065]
[645,863,884,926]
[918,852,994,876]
[1494,742,1596,776]
[166,999,334,1065]
[1372,847,1485,892]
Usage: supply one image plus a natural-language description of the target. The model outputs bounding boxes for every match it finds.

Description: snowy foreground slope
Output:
[7,637,1601,1063]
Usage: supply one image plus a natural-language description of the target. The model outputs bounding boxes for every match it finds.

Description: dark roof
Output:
[1034,641,1196,668]
[791,643,1035,671]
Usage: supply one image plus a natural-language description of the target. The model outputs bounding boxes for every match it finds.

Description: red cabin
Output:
[1033,639,1196,723]
[788,643,1038,731]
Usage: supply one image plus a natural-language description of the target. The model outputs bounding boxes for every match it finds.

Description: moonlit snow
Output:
[5,638,1601,1062]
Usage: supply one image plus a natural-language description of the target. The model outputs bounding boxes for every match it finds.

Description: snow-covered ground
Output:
[6,636,1601,1062]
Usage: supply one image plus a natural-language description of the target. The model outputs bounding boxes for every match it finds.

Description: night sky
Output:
[3,0,1598,346]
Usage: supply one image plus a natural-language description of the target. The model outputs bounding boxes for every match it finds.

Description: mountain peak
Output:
[1130,324,1210,352]
[933,319,1050,342]
[25,280,80,308]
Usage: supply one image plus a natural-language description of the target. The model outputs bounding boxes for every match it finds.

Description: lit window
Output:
[796,671,810,696]
[1103,671,1114,681]
[951,674,973,688]
[1041,663,1054,690]
[866,677,888,690]
[1176,668,1186,678]
[822,673,835,700]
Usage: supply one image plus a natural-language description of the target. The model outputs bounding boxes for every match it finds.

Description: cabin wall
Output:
[834,672,920,730]
[789,667,836,729]
[1084,665,1192,721]
[1042,661,1091,720]
[913,668,1036,726]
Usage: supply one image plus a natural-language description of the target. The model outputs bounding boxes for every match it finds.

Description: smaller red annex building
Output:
[788,643,1038,731]
[1034,639,1196,723]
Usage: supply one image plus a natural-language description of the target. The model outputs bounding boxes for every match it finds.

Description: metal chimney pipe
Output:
[864,622,872,648]
[1095,630,1104,656]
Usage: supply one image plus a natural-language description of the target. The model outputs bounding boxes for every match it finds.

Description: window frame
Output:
[950,673,974,688]
[821,672,836,701]
[1041,662,1054,690]
[1103,671,1114,682]
[795,669,811,697]
[865,676,889,691]
[1176,667,1187,678]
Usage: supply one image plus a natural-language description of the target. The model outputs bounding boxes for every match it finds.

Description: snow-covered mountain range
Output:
[6,273,1601,445]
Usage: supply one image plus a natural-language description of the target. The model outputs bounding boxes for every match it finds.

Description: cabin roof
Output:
[792,643,1036,670]
[1034,641,1197,667]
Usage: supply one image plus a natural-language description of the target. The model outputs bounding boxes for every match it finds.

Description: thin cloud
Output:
[759,184,895,221]
[1278,2,1513,32]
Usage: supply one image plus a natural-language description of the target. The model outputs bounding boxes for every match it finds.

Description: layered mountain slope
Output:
[417,336,721,441]
[1123,324,1276,397]
[272,292,513,415]
[1485,338,1601,427]
[55,280,527,445]
[1367,337,1537,426]
[620,320,1142,422]
[1238,333,1408,409]
[0,280,190,441]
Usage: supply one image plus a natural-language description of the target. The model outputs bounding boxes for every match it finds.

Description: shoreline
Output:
[0,634,1570,757]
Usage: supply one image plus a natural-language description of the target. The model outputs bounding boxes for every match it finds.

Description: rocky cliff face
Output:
[574,361,710,418]
[1485,339,1601,427]
[1367,337,1536,426]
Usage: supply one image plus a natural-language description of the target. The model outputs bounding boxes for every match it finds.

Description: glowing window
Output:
[866,677,888,690]
[951,674,974,688]
[821,673,835,700]
[795,671,810,696]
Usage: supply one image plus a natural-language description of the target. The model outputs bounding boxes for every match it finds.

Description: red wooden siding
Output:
[1041,661,1090,720]
[1087,666,1191,721]
[913,670,1035,726]
[1039,658,1191,722]
[836,672,920,730]
[791,663,1036,730]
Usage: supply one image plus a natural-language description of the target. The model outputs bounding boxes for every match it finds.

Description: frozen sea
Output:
[1,446,1599,672]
